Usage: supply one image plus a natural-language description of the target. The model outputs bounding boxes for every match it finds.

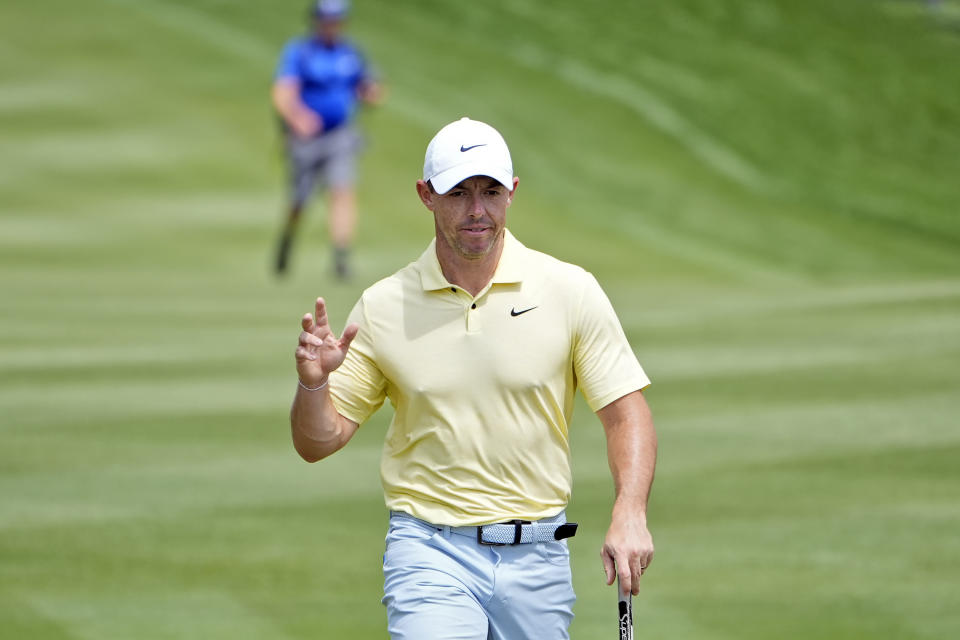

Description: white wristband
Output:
[298,379,328,392]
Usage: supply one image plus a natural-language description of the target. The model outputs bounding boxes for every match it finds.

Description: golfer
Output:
[271,0,383,278]
[290,117,656,639]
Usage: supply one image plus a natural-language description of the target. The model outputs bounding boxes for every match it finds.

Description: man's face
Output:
[418,176,518,261]
[314,17,344,43]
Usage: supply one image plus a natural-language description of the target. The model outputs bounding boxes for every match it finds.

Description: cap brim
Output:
[429,163,514,195]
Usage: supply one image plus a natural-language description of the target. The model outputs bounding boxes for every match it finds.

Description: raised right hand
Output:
[295,297,359,387]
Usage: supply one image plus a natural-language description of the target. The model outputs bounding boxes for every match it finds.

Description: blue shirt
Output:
[275,37,369,132]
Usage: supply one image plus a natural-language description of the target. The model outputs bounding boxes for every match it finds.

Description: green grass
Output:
[2,0,959,638]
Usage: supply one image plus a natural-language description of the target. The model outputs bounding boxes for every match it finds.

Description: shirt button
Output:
[450,287,456,293]
[471,303,477,309]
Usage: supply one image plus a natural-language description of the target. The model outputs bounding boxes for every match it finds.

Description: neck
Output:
[436,233,505,297]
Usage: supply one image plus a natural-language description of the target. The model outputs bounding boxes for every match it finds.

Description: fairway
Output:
[2,1,960,638]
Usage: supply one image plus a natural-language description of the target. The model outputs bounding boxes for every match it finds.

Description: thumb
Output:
[339,323,360,350]
[601,548,616,586]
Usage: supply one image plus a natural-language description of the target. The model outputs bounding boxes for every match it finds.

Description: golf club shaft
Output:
[618,576,633,640]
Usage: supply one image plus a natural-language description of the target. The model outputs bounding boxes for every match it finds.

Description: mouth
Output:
[460,226,491,236]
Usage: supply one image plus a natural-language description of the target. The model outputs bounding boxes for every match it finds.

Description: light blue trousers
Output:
[381,511,576,640]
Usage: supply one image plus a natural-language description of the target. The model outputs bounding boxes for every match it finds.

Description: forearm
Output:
[601,391,657,514]
[598,390,657,591]
[271,82,316,129]
[290,381,356,462]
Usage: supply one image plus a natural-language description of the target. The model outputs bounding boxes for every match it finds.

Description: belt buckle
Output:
[477,519,530,545]
[476,525,506,546]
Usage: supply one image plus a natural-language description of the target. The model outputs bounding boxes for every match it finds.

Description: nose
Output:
[469,193,484,217]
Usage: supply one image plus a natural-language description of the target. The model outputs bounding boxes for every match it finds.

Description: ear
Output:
[416,179,435,211]
[505,176,519,207]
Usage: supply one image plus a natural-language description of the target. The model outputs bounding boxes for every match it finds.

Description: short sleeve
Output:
[354,49,370,82]
[347,44,373,89]
[329,297,387,425]
[274,40,302,81]
[572,272,651,412]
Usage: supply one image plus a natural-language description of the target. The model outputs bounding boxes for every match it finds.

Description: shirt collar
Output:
[416,228,526,292]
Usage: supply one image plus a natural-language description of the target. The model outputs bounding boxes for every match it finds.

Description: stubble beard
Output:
[454,226,503,261]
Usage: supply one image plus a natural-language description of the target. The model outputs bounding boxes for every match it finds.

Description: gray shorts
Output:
[285,125,363,208]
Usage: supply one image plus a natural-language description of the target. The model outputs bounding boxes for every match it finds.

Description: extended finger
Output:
[315,298,329,330]
[301,313,314,333]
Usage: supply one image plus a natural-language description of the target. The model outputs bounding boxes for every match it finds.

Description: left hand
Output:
[601,502,654,596]
[358,80,385,105]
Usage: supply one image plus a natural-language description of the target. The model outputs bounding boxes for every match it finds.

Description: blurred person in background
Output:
[271,0,383,279]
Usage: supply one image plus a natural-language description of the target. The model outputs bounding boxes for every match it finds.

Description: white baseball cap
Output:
[423,117,514,194]
[311,0,349,19]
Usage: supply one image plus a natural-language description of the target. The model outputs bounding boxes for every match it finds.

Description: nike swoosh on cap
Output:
[460,144,487,152]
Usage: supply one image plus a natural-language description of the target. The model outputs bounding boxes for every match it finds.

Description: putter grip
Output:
[618,577,633,640]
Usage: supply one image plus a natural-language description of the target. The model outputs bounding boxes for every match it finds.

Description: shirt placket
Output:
[449,285,487,334]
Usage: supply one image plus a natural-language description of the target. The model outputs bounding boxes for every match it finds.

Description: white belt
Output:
[457,519,579,545]
[392,511,578,546]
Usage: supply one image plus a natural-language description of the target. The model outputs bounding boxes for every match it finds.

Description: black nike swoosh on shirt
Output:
[460,144,487,152]
[510,306,538,317]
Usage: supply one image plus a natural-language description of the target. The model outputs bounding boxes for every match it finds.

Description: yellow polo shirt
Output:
[329,229,650,526]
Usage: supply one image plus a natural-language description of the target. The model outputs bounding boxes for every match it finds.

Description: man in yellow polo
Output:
[290,117,657,640]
